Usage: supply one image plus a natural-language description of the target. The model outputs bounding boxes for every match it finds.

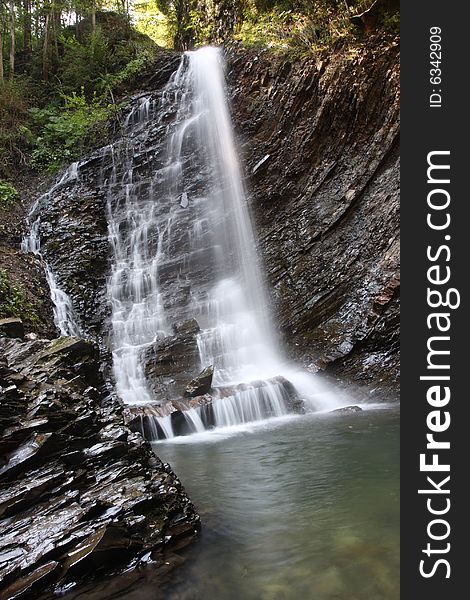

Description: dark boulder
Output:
[143,320,202,401]
[0,318,24,339]
[184,365,214,397]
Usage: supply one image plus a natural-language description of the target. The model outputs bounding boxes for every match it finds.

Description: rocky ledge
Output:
[0,329,199,599]
[123,375,304,439]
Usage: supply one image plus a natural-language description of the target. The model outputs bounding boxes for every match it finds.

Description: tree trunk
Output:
[43,11,49,80]
[0,27,4,82]
[23,0,31,54]
[91,1,96,33]
[51,5,59,62]
[8,0,14,79]
[35,0,39,43]
[174,0,194,51]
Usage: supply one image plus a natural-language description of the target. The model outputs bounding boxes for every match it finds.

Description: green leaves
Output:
[0,180,19,209]
[30,90,114,172]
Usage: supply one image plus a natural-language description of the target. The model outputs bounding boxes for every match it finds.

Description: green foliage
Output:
[0,269,40,325]
[97,49,155,96]
[30,88,114,172]
[235,7,297,49]
[236,1,399,54]
[57,27,111,98]
[382,10,400,34]
[0,181,19,210]
[1,9,162,173]
[133,0,173,47]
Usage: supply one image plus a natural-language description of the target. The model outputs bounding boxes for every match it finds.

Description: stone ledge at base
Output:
[123,375,305,439]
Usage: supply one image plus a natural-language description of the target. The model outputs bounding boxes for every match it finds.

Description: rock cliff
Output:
[227,38,399,394]
[0,332,199,599]
[30,39,399,396]
[0,36,399,598]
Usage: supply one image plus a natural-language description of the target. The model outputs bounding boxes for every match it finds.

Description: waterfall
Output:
[105,46,342,440]
[22,163,83,337]
[173,47,279,385]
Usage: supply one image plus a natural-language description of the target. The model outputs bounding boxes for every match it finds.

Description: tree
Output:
[8,0,14,78]
[23,0,31,54]
[0,1,5,82]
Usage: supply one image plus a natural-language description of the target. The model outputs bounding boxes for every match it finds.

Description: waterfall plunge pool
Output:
[64,403,399,600]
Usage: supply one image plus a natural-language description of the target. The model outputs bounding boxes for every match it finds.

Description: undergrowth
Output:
[0,181,19,210]
[0,269,40,325]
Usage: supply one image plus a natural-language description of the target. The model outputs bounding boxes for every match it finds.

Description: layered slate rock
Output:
[0,335,199,599]
[185,365,214,397]
[227,38,400,395]
[0,318,25,339]
[143,319,202,401]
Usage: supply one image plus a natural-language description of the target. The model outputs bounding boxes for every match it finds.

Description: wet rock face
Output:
[0,335,199,598]
[185,365,214,397]
[0,318,25,339]
[226,39,400,395]
[143,319,202,401]
[0,192,56,339]
[35,42,399,396]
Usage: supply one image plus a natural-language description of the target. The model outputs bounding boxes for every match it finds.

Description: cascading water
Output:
[105,46,343,440]
[22,163,82,337]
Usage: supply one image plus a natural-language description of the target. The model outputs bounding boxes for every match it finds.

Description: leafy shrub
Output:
[97,49,155,96]
[30,89,115,172]
[57,28,111,98]
[0,181,19,210]
[236,1,399,54]
[235,7,296,49]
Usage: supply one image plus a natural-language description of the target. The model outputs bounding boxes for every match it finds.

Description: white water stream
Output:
[22,163,82,337]
[105,47,344,439]
[23,47,345,440]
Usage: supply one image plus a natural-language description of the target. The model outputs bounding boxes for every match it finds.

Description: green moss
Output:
[0,269,40,325]
[0,181,19,210]
[45,240,61,252]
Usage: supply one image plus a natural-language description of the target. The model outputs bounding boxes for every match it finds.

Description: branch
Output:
[350,0,381,20]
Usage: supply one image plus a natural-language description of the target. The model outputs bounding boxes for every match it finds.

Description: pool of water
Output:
[155,404,400,600]
[61,404,399,600]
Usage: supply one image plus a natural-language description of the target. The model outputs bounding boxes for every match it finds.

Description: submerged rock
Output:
[0,335,200,598]
[332,405,363,414]
[185,365,214,397]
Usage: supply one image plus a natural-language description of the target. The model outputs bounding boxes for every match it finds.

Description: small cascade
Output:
[22,163,82,337]
[105,101,169,406]
[103,46,343,440]
[211,383,289,427]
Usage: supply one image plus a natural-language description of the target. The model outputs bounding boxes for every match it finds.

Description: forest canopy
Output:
[0,0,399,182]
